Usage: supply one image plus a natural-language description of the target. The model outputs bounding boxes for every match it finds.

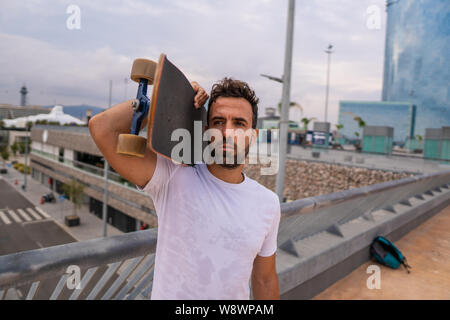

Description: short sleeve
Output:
[135,154,177,200]
[258,200,281,257]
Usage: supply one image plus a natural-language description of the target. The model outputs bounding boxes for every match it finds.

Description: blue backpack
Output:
[370,236,412,273]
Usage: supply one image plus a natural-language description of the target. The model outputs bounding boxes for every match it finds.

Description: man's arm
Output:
[89,99,156,189]
[251,253,280,300]
[89,82,208,189]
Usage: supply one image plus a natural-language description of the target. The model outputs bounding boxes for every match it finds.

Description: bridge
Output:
[0,170,449,300]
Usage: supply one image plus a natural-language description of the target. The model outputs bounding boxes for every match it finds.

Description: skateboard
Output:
[117,53,206,165]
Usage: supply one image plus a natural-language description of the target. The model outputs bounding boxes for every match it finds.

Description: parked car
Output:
[41,192,56,203]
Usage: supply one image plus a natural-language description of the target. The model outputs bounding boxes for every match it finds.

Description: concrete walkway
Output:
[313,204,450,300]
[1,157,123,242]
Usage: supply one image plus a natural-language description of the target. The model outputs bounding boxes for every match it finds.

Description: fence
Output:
[0,171,449,299]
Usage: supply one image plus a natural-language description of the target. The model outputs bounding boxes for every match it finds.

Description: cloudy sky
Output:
[0,0,387,126]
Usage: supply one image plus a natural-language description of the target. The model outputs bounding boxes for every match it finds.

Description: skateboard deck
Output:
[147,54,206,165]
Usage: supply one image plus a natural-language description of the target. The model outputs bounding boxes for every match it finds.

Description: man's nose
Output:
[222,121,235,138]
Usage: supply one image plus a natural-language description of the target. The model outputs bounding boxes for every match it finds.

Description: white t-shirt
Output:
[137,154,281,300]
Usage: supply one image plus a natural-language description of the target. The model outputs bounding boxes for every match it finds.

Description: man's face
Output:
[206,97,256,168]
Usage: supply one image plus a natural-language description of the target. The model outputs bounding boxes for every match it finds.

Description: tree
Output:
[353,116,366,152]
[415,134,423,147]
[18,141,25,154]
[277,101,303,124]
[335,124,344,137]
[62,179,85,217]
[300,117,316,131]
[353,116,366,129]
[0,120,4,128]
[17,139,31,154]
[10,142,18,156]
[1,146,10,168]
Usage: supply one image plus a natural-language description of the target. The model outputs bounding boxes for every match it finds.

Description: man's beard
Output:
[210,139,250,169]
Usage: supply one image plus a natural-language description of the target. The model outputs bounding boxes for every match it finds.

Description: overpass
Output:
[0,170,449,300]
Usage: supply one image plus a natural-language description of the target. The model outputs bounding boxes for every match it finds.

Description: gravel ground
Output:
[243,159,414,201]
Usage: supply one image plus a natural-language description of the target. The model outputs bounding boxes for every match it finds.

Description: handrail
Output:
[277,170,450,255]
[30,149,135,187]
[0,171,449,299]
[0,229,157,290]
[280,170,450,219]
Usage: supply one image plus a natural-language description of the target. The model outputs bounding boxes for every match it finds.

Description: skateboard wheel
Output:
[117,134,147,158]
[130,59,157,84]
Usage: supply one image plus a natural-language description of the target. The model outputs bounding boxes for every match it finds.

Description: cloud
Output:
[0,0,387,125]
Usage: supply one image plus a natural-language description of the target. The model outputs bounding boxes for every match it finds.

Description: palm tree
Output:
[415,134,423,148]
[352,116,366,152]
[277,101,303,125]
[353,116,366,129]
[301,117,316,131]
[335,123,344,137]
[62,179,85,217]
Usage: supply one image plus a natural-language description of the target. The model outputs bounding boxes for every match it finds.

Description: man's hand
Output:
[191,81,209,108]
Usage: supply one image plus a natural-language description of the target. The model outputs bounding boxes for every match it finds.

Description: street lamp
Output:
[102,157,109,237]
[22,116,30,191]
[261,0,296,202]
[260,74,283,84]
[324,44,334,123]
[102,80,113,237]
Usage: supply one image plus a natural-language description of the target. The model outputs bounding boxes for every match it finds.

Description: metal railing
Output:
[30,149,136,188]
[277,170,450,256]
[0,171,449,299]
[0,229,158,300]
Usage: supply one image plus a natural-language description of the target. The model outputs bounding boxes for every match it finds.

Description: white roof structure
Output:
[2,105,85,128]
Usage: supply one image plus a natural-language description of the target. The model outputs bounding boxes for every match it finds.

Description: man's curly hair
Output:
[207,78,259,129]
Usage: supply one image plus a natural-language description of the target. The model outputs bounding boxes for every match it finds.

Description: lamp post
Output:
[22,116,29,191]
[261,0,296,202]
[102,80,112,237]
[276,0,295,202]
[102,158,109,237]
[324,44,333,122]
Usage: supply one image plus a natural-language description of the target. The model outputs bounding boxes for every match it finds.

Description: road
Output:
[0,178,136,300]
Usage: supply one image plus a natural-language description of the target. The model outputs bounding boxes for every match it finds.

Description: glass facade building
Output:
[381,0,450,136]
[338,101,415,144]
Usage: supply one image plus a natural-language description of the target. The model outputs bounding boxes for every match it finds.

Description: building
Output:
[382,0,450,136]
[338,101,415,144]
[29,125,157,232]
[0,104,50,120]
[2,105,85,128]
[362,126,394,155]
[0,104,51,149]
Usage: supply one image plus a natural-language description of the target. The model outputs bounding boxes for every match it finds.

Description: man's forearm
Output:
[91,99,147,135]
[252,278,280,300]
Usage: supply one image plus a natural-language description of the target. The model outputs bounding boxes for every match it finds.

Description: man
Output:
[89,77,280,300]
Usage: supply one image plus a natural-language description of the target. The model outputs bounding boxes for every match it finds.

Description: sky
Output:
[0,0,387,127]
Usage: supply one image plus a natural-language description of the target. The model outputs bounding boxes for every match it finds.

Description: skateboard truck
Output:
[129,79,150,136]
[117,58,157,157]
